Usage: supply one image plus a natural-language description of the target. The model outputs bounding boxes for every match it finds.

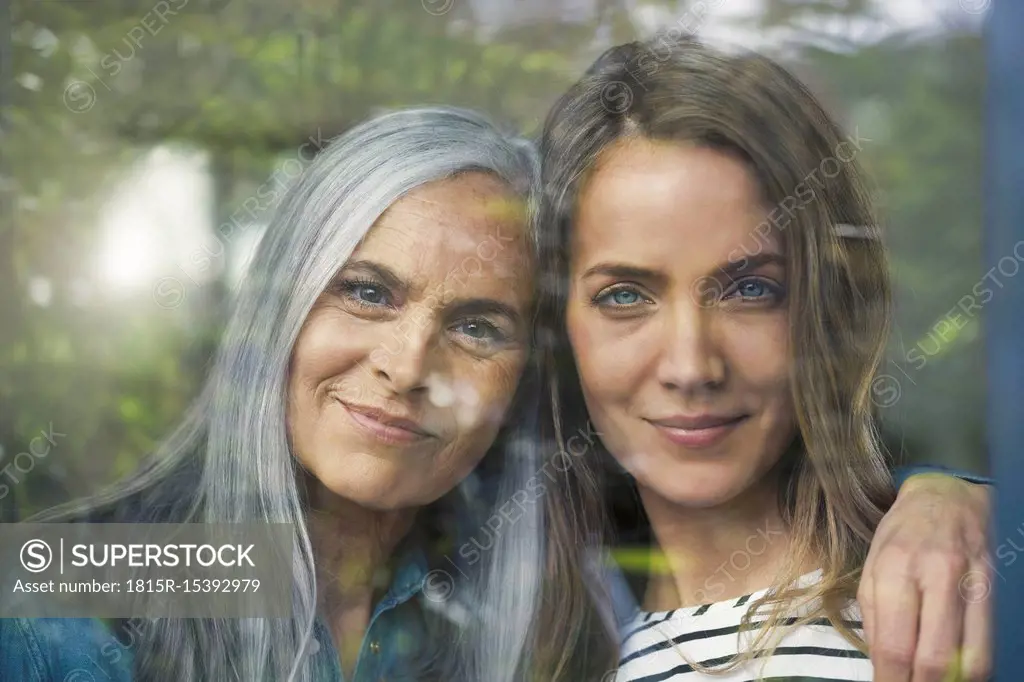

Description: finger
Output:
[870,570,919,682]
[860,522,891,654]
[959,562,993,682]
[909,562,966,682]
[858,572,876,652]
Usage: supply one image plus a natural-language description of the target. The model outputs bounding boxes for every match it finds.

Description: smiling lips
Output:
[646,413,748,449]
[337,400,436,445]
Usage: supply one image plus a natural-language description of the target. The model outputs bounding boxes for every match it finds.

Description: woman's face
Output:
[566,138,797,509]
[288,172,533,510]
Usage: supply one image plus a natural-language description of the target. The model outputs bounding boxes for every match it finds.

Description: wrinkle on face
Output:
[287,172,535,511]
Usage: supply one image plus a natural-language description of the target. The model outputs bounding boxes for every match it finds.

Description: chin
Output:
[312,457,431,511]
[332,483,409,511]
[632,456,759,510]
[644,481,747,509]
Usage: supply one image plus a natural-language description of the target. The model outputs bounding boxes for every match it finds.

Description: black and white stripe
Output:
[615,572,871,681]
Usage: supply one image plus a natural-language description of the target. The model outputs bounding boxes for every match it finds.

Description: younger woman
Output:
[538,37,990,681]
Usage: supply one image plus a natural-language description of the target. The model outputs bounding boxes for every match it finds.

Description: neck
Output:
[305,479,418,606]
[638,468,804,611]
[303,474,418,675]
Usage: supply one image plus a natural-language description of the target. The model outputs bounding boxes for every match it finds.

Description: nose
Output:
[654,299,727,397]
[366,308,438,396]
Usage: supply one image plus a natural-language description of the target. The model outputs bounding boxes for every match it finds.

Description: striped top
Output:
[615,570,871,682]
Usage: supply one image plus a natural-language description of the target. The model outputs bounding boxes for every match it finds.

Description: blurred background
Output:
[1,0,989,519]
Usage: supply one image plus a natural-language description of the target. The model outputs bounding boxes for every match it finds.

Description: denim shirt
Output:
[307,548,432,681]
[0,549,431,682]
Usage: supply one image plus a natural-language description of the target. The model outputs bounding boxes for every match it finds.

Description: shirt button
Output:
[369,640,381,655]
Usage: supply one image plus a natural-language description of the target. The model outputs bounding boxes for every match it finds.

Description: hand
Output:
[859,473,992,682]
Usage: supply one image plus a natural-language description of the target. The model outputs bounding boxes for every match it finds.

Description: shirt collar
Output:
[308,545,431,678]
[383,544,428,606]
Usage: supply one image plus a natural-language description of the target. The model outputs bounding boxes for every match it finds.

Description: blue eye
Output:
[459,321,490,338]
[338,279,392,307]
[451,319,507,347]
[355,285,383,303]
[595,286,648,308]
[737,280,766,298]
[724,277,784,303]
[612,290,640,305]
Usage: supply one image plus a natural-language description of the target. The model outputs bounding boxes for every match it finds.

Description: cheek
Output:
[567,304,649,403]
[567,304,611,390]
[286,310,368,453]
[291,309,367,386]
[286,326,321,448]
[725,315,791,393]
[444,353,525,457]
[724,316,797,450]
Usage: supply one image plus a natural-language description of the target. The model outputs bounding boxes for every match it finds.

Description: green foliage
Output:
[3,0,585,514]
[805,33,985,470]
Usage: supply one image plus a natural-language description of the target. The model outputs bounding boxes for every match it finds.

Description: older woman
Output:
[0,107,586,682]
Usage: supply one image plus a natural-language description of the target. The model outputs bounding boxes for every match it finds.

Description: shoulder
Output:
[0,618,135,682]
[618,591,871,682]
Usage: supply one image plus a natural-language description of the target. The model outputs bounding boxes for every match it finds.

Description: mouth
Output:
[335,399,437,445]
[645,413,749,449]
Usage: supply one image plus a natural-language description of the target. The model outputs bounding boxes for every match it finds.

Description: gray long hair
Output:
[29,107,550,682]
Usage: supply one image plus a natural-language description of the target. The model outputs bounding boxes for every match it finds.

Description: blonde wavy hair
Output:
[535,35,899,676]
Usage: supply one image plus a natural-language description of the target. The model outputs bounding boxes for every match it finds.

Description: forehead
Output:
[573,138,778,265]
[353,172,533,295]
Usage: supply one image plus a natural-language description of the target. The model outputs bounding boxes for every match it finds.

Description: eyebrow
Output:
[581,263,668,284]
[341,260,406,290]
[341,259,523,323]
[580,253,786,282]
[720,253,786,278]
[448,299,523,326]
